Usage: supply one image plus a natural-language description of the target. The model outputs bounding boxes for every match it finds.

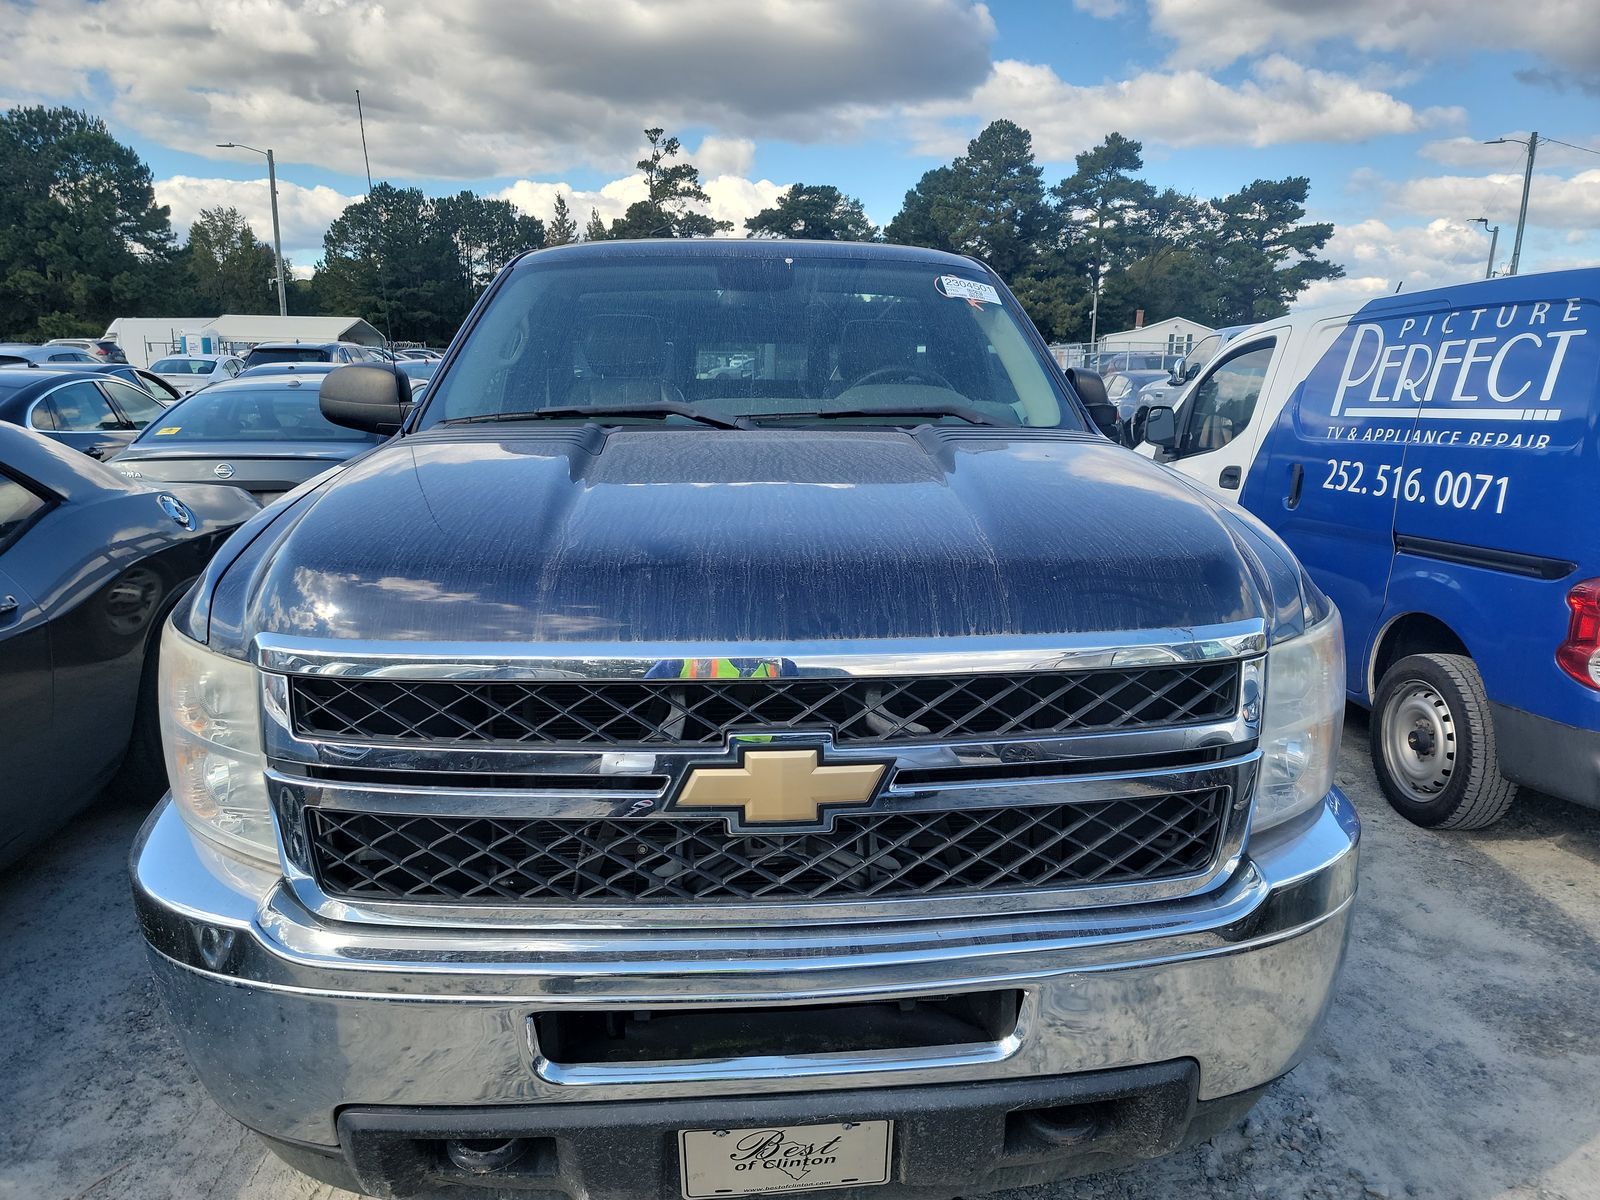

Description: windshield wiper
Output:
[746,404,1006,428]
[440,403,742,430]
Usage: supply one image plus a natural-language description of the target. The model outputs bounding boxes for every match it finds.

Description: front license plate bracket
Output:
[679,1119,893,1198]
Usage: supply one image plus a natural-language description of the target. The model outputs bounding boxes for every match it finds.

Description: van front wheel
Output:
[1371,653,1517,829]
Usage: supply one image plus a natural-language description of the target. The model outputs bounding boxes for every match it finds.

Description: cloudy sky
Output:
[3,0,1598,306]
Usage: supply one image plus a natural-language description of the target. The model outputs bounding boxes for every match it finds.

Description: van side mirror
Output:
[1143,405,1178,450]
[1169,357,1186,384]
[319,365,412,435]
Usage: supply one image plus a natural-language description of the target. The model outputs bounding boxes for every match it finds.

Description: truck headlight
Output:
[158,621,277,865]
[1255,609,1345,831]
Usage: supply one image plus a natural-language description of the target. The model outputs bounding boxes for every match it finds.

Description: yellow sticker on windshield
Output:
[154,426,181,435]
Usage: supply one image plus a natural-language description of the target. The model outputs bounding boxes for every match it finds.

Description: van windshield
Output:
[420,254,1083,431]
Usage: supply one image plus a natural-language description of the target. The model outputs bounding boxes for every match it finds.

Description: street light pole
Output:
[265,149,287,317]
[217,142,288,316]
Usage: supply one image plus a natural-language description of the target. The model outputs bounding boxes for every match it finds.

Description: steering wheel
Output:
[845,364,956,392]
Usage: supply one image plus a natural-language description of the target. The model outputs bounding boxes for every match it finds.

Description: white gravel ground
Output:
[2,711,1598,1200]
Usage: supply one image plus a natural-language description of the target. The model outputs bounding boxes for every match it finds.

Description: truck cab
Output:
[1141,270,1600,829]
[133,240,1356,1200]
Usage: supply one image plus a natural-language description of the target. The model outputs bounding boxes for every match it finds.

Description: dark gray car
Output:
[111,373,384,505]
[0,422,258,867]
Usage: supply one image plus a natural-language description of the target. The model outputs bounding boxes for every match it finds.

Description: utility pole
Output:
[1510,131,1537,276]
[217,142,289,316]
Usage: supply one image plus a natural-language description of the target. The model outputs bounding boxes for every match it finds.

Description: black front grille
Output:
[306,787,1229,905]
[289,663,1238,748]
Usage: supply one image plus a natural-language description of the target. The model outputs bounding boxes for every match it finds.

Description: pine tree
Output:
[608,127,731,239]
[746,184,876,241]
[548,193,578,246]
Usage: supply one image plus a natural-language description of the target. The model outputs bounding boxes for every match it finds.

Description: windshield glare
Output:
[141,385,380,443]
[151,358,216,374]
[422,256,1082,430]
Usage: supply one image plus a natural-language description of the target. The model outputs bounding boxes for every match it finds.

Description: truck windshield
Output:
[420,254,1084,431]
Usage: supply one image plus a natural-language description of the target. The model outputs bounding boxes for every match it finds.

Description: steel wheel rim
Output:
[1382,682,1456,801]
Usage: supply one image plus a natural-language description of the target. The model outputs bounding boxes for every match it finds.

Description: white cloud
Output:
[1314,217,1494,303]
[1420,133,1600,170]
[1071,0,1126,16]
[154,175,361,265]
[1149,0,1600,89]
[496,178,649,231]
[703,175,788,233]
[496,170,786,237]
[1,0,995,178]
[693,136,757,179]
[908,55,1459,159]
[1393,169,1600,233]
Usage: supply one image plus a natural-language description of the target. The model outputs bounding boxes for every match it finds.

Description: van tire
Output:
[1370,653,1517,830]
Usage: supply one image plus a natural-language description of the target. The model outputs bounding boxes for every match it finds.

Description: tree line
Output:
[0,105,1340,347]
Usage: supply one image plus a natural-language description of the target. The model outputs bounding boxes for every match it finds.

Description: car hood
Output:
[210,426,1304,649]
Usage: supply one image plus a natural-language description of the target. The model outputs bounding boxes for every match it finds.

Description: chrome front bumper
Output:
[133,789,1358,1149]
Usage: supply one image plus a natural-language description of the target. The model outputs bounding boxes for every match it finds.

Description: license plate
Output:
[679,1119,893,1198]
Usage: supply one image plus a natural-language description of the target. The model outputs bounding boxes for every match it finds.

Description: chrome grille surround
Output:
[287,662,1239,748]
[254,623,1266,929]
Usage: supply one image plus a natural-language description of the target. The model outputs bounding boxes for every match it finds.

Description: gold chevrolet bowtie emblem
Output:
[675,748,887,827]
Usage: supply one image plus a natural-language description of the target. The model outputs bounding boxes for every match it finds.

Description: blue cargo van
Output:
[1140,270,1600,828]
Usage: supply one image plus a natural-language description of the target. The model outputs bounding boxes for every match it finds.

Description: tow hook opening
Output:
[444,1137,529,1174]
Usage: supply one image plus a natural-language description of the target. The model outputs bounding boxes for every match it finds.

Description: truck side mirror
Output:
[1143,405,1178,450]
[1064,368,1121,440]
[320,365,412,435]
[1169,357,1186,384]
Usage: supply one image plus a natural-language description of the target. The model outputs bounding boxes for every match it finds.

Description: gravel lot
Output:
[3,710,1598,1200]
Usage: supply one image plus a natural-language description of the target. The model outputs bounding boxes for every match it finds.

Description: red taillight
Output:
[1557,579,1600,689]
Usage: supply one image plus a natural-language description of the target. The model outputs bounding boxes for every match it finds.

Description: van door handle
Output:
[1219,465,1242,489]
[1287,463,1305,509]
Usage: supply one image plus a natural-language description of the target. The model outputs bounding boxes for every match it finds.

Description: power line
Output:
[1536,135,1600,157]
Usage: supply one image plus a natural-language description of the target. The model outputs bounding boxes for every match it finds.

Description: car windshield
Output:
[420,254,1083,431]
[245,347,332,365]
[140,384,380,443]
[151,358,217,375]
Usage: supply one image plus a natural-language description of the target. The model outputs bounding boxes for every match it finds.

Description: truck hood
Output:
[214,426,1297,648]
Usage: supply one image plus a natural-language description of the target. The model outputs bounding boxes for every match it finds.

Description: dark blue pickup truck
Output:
[133,240,1357,1200]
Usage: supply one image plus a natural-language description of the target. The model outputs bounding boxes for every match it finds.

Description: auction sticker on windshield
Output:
[935,274,1000,306]
[679,1120,892,1198]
